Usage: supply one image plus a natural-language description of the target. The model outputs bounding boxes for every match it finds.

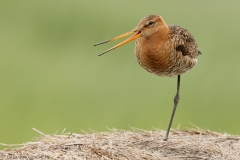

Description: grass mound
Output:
[1,128,239,159]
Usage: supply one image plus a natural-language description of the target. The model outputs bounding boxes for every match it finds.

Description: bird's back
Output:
[168,25,200,58]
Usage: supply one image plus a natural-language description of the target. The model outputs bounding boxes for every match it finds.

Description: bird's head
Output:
[135,15,168,38]
[94,15,168,56]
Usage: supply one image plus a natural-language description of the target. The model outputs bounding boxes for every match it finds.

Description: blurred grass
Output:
[1,1,240,149]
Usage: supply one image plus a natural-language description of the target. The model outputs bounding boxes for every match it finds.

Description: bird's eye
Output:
[148,21,155,25]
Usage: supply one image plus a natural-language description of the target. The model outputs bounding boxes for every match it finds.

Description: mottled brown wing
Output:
[168,25,200,58]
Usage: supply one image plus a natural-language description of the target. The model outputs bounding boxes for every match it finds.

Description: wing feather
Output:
[168,25,200,58]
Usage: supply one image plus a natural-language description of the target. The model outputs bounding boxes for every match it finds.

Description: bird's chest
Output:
[135,38,175,76]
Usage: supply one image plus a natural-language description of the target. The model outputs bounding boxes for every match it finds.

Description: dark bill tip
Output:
[94,38,112,46]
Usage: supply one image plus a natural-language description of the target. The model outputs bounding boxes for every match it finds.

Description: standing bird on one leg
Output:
[94,15,201,141]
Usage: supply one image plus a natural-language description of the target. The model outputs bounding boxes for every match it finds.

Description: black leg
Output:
[163,75,181,141]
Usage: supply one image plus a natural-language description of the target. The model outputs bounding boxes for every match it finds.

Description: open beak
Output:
[94,30,141,56]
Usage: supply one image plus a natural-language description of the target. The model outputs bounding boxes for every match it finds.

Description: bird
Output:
[94,15,201,141]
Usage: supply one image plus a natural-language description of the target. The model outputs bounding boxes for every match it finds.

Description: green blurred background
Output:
[1,1,240,149]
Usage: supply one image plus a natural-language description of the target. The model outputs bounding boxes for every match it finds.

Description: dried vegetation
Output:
[0,128,240,159]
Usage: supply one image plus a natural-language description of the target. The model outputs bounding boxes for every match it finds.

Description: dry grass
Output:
[0,128,240,160]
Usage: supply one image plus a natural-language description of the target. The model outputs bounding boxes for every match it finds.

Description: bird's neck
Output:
[151,25,170,41]
[144,25,171,53]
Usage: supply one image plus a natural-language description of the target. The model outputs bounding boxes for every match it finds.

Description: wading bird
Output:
[94,15,201,141]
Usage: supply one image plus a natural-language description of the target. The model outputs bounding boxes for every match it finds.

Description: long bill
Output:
[94,30,141,56]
